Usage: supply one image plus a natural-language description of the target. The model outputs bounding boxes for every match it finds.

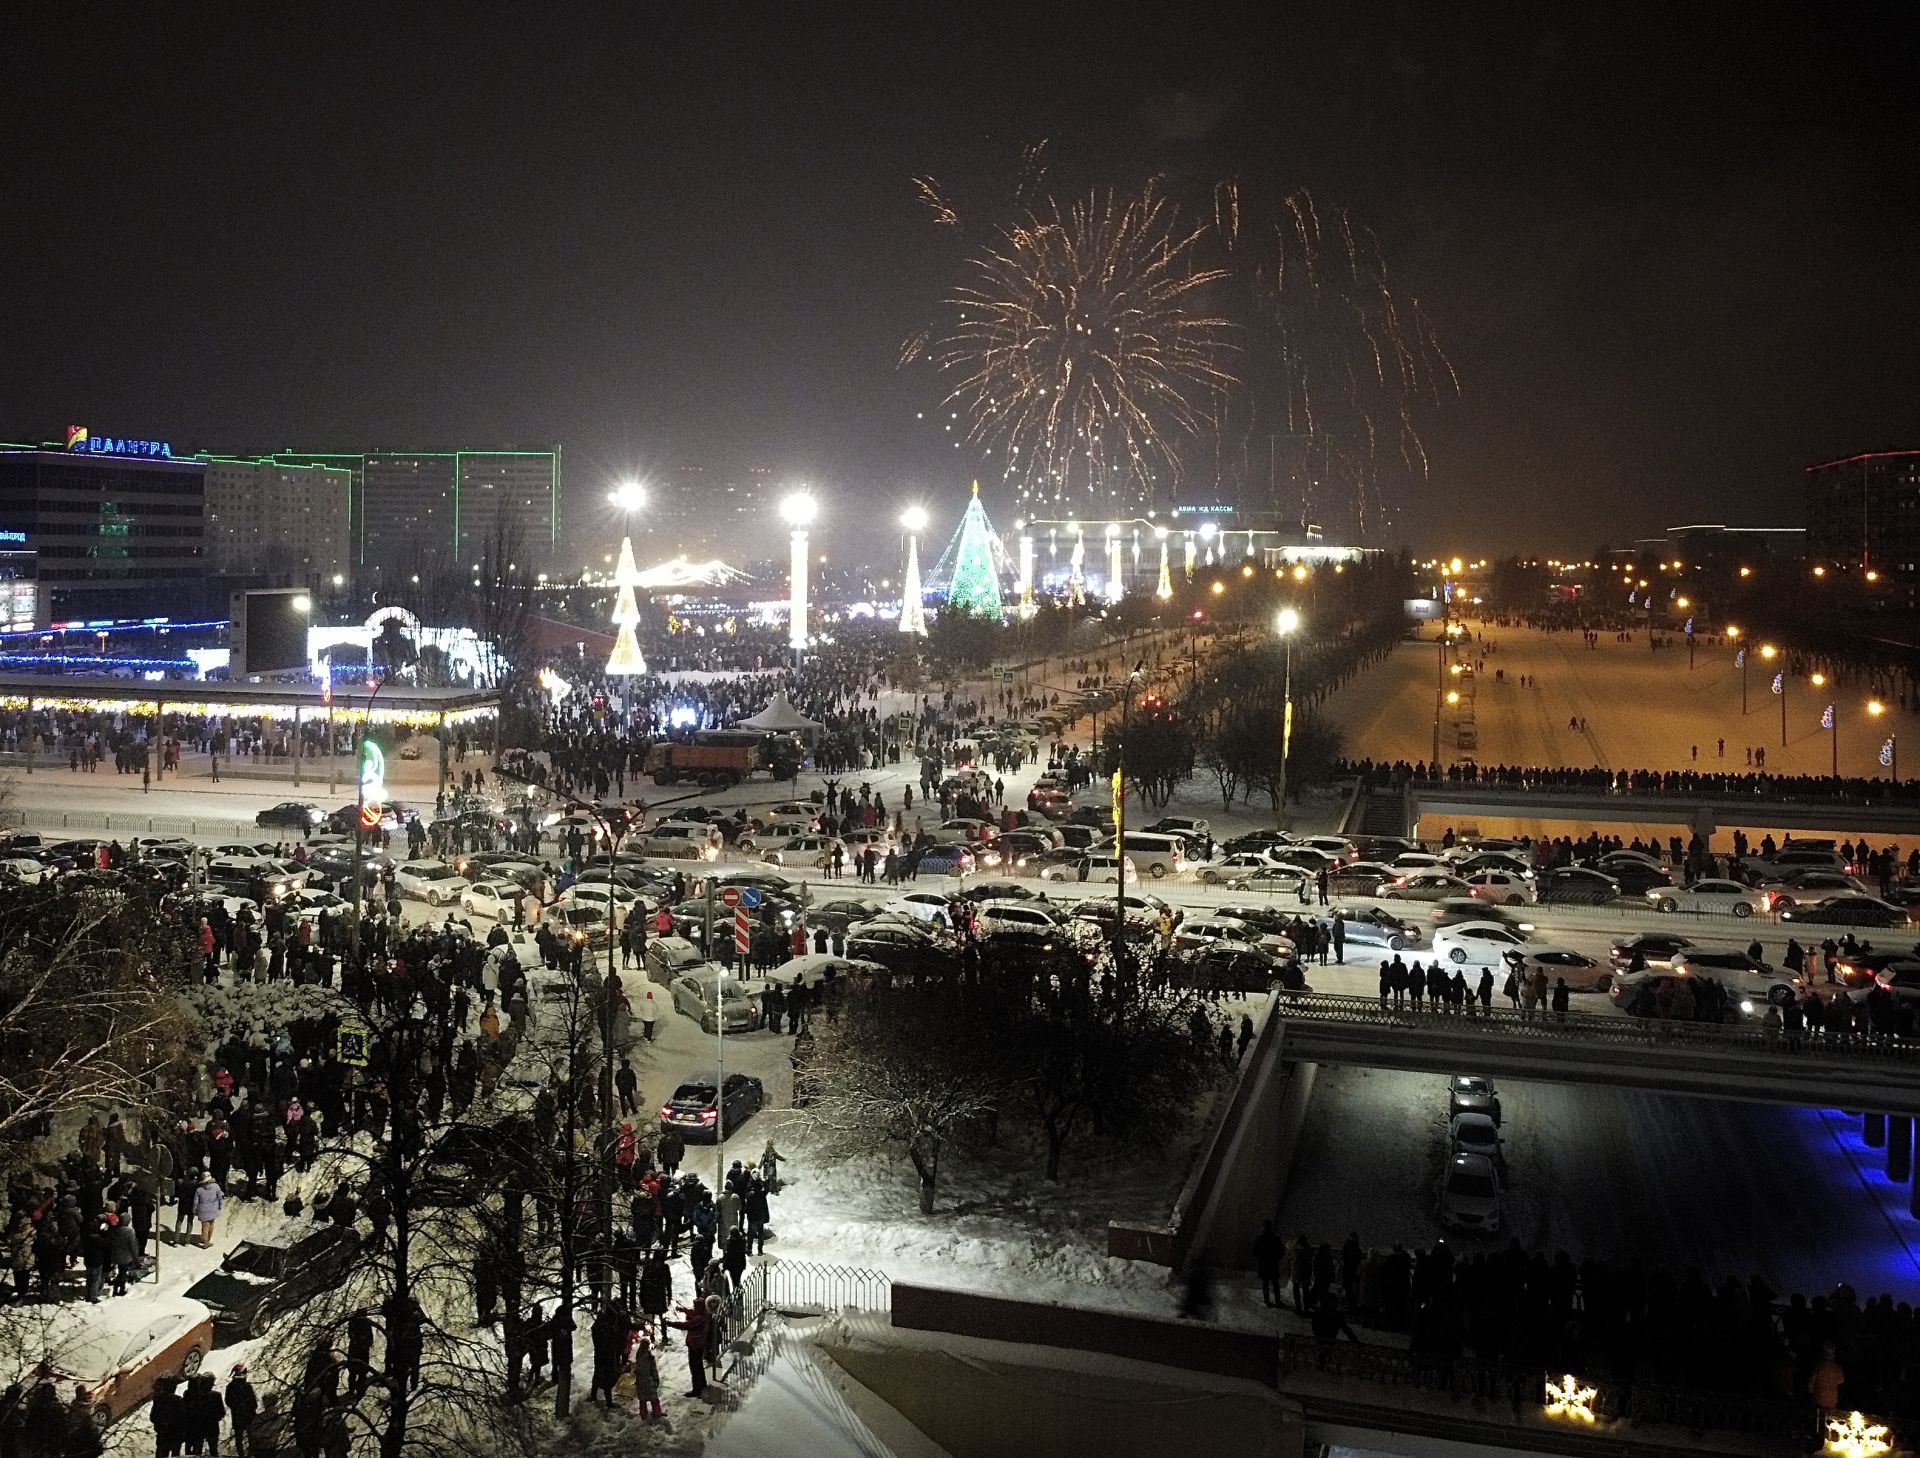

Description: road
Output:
[1276,1064,1920,1303]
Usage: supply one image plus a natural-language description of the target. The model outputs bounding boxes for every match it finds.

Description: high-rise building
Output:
[0,435,206,621]
[267,447,561,576]
[203,455,352,582]
[1805,449,1920,587]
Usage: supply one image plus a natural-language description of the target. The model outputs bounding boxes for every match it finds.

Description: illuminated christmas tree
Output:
[606,536,647,676]
[943,482,1004,619]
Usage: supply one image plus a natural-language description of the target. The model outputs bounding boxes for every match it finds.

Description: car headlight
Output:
[1739,999,1755,1014]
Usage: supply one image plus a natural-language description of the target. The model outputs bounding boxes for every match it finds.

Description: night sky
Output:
[4,3,1914,555]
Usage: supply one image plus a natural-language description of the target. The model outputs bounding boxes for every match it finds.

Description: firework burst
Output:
[913,181,1236,508]
[1221,183,1457,537]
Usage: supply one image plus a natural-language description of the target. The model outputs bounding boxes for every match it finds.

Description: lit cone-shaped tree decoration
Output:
[899,531,928,636]
[607,536,647,676]
[946,482,1004,620]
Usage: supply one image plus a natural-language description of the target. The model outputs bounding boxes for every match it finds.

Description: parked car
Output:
[184,1226,359,1342]
[1609,932,1696,970]
[882,891,959,928]
[669,971,764,1032]
[639,822,724,861]
[1647,879,1765,917]
[1039,853,1137,884]
[1429,898,1535,934]
[1778,895,1909,929]
[393,860,471,906]
[255,801,325,830]
[460,879,523,923]
[658,1073,766,1142]
[1464,870,1536,906]
[643,935,707,984]
[915,844,976,878]
[1197,852,1280,886]
[1448,1074,1502,1126]
[1449,1113,1507,1185]
[6,1296,214,1425]
[1328,906,1423,952]
[1431,921,1532,969]
[1506,946,1611,992]
[1226,865,1313,896]
[1757,869,1868,911]
[1383,872,1475,903]
[1439,1152,1502,1231]
[1536,867,1622,905]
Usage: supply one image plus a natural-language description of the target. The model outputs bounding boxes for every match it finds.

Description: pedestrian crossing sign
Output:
[337,1027,370,1067]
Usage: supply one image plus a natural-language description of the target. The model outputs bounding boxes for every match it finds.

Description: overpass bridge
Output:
[1274,993,1920,1118]
[1406,779,1920,836]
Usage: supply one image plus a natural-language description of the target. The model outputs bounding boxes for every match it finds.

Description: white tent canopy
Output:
[735,694,825,733]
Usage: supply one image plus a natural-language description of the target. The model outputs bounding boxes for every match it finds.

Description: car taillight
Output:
[658,1105,674,1119]
[699,1109,718,1121]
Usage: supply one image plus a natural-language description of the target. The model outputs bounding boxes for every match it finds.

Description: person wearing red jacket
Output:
[663,1295,719,1397]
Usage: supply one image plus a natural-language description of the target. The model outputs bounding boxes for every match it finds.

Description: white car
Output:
[1198,852,1283,886]
[1449,1114,1506,1184]
[1431,920,1532,969]
[1285,834,1356,861]
[0,856,49,884]
[1383,872,1475,903]
[762,834,847,870]
[974,901,1071,945]
[461,879,522,922]
[1439,1152,1502,1232]
[1464,870,1536,906]
[1225,864,1311,896]
[1173,916,1259,950]
[930,818,999,846]
[1647,879,1766,917]
[882,891,959,928]
[1440,837,1529,864]
[1039,853,1137,884]
[638,822,723,860]
[1507,946,1610,992]
[393,860,472,905]
[737,818,814,851]
[209,843,284,868]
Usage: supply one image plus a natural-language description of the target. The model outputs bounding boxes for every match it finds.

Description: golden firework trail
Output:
[923,180,1237,508]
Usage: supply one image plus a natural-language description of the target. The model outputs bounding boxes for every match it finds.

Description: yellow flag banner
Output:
[1284,699,1295,757]
[1111,768,1124,855]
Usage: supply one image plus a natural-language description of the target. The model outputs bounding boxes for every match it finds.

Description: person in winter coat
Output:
[664,1296,718,1398]
[81,1213,113,1303]
[639,1254,672,1322]
[721,1228,749,1291]
[182,1373,223,1456]
[715,1187,742,1242]
[630,1337,664,1420]
[150,1377,185,1458]
[1550,977,1571,1022]
[1808,1341,1846,1408]
[588,1303,631,1408]
[108,1205,141,1295]
[743,1178,771,1254]
[226,1366,260,1458]
[1251,1219,1283,1307]
[192,1174,224,1248]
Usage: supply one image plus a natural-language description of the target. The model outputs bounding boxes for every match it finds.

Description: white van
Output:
[1120,832,1186,879]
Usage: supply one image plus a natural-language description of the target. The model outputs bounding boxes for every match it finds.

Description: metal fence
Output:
[1405,774,1916,811]
[0,806,262,839]
[1276,991,1920,1066]
[739,1258,892,1319]
[1275,1334,1819,1442]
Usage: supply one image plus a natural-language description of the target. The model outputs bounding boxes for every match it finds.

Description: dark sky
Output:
[3,3,1914,555]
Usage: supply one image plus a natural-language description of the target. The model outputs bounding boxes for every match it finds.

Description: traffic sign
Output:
[740,886,763,909]
[721,886,742,909]
[336,1027,370,1067]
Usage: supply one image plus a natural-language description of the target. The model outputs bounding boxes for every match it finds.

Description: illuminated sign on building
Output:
[1172,504,1234,516]
[0,531,23,543]
[65,426,175,459]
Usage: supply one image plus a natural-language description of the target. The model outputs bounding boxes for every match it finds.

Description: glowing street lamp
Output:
[1275,608,1301,826]
[782,491,817,660]
[898,505,929,637]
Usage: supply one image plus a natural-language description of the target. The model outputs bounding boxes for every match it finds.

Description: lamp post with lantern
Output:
[1274,608,1301,828]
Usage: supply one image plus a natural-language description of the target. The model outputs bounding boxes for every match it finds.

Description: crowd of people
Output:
[1350,755,1920,806]
[1247,1225,1920,1420]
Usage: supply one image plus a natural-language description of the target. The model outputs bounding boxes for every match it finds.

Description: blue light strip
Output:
[0,654,197,670]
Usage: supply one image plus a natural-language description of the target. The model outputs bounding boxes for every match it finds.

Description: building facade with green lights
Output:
[269,447,562,579]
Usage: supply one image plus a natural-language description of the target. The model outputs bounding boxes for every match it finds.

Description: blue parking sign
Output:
[740,887,763,909]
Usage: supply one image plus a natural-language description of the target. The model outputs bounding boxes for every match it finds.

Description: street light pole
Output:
[348,672,389,971]
[1274,608,1300,830]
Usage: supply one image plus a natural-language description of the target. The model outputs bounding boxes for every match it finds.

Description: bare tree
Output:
[0,882,197,1169]
[791,980,1011,1214]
